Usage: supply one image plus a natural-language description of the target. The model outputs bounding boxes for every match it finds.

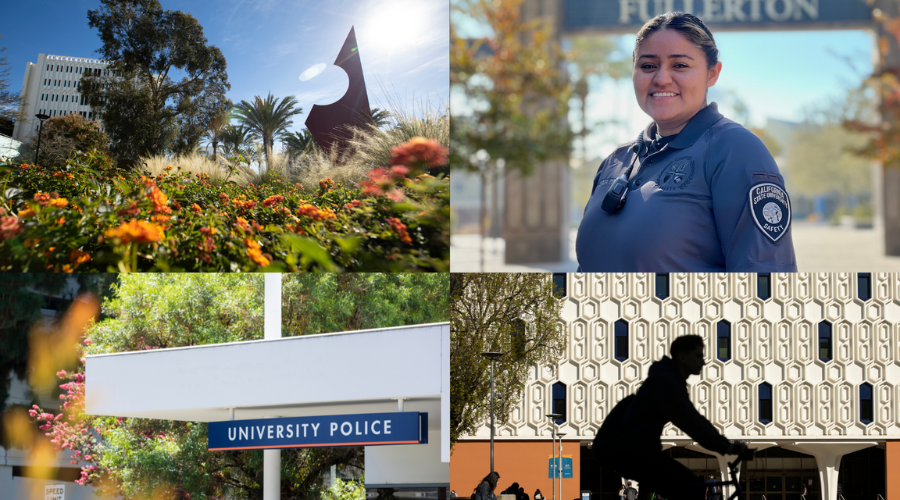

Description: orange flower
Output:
[34,192,51,206]
[49,198,68,209]
[235,217,251,232]
[18,208,35,219]
[389,137,448,169]
[200,226,217,236]
[104,219,165,244]
[387,217,412,245]
[68,249,91,266]
[296,204,336,221]
[263,195,285,207]
[148,187,171,214]
[244,238,271,267]
[191,203,202,213]
[165,165,174,171]
[56,217,65,225]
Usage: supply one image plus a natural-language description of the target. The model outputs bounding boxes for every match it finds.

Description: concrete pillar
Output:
[263,273,282,500]
[785,442,877,500]
[887,441,900,500]
[504,0,569,265]
[875,0,900,254]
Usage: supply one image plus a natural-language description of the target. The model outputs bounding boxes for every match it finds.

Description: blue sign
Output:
[563,0,873,34]
[208,412,427,451]
[548,456,573,479]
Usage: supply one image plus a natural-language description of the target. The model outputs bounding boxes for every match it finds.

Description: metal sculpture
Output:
[305,26,372,157]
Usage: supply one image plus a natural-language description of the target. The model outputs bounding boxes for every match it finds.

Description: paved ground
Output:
[450,223,900,272]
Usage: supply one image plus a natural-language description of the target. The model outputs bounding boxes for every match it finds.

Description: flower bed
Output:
[0,138,449,271]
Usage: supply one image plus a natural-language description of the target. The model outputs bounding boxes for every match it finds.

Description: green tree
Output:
[284,128,319,157]
[80,0,231,168]
[21,113,112,168]
[370,107,392,128]
[282,274,450,336]
[0,34,22,124]
[232,93,303,172]
[220,122,254,161]
[202,107,232,159]
[450,273,566,448]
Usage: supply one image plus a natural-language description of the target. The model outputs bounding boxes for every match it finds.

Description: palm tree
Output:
[284,129,318,156]
[232,93,303,171]
[219,123,254,163]
[202,109,231,159]
[370,107,392,128]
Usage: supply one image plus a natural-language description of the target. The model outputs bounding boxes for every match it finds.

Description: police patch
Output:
[656,157,695,190]
[749,183,791,242]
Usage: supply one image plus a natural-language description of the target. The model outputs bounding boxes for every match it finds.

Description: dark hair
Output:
[634,12,719,69]
[477,472,500,494]
[670,334,705,358]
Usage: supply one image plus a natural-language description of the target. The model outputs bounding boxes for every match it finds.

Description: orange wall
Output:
[451,440,581,500]
[887,441,900,499]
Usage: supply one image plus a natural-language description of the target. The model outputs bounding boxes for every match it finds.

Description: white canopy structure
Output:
[85,321,451,489]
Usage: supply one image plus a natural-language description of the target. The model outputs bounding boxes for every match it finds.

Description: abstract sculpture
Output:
[305,26,373,157]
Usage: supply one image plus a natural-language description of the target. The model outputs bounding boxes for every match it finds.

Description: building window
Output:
[860,383,873,424]
[655,273,669,300]
[614,319,628,361]
[818,321,832,362]
[552,273,566,298]
[552,382,566,424]
[511,318,526,360]
[858,273,872,301]
[717,321,731,361]
[759,382,773,424]
[757,273,771,300]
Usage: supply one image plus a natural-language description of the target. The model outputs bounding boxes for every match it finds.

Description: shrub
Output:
[0,138,449,272]
[20,113,112,169]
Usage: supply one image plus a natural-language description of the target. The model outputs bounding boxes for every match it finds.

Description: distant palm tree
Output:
[370,107,392,128]
[232,93,303,171]
[284,129,318,157]
[219,123,254,162]
[202,110,231,159]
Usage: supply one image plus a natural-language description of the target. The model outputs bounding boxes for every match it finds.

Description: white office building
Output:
[12,53,110,143]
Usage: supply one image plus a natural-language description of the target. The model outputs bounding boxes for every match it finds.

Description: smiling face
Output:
[632,29,722,136]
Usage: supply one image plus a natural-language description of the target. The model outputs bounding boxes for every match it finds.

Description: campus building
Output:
[12,53,110,143]
[451,273,898,500]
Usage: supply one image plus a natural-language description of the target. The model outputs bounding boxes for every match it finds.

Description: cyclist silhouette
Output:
[594,335,747,500]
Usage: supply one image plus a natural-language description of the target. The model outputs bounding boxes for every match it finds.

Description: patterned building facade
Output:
[452,273,899,500]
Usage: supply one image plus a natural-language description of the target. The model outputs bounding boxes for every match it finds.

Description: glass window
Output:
[552,273,566,298]
[858,273,872,301]
[757,274,771,300]
[818,321,832,362]
[655,273,669,300]
[552,382,566,424]
[717,321,731,361]
[759,382,773,424]
[614,320,628,361]
[860,383,873,424]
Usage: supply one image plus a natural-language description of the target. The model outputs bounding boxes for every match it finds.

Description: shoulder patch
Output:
[749,183,791,242]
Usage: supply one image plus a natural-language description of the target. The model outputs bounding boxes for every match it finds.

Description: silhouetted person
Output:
[595,335,748,500]
[473,472,500,500]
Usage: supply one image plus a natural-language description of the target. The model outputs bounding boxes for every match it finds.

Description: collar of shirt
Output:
[642,102,725,150]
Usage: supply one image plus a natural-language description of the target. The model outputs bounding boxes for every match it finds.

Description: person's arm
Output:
[664,378,731,455]
[707,127,797,272]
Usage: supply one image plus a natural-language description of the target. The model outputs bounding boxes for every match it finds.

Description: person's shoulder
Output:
[709,119,771,155]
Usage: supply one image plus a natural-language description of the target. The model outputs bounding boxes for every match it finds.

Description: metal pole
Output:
[34,119,45,165]
[556,433,567,500]
[490,357,495,474]
[551,424,556,500]
[263,273,282,500]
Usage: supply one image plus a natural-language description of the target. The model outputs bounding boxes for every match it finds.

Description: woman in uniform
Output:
[576,12,797,272]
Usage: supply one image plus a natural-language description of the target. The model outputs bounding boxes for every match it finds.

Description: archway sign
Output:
[562,0,873,33]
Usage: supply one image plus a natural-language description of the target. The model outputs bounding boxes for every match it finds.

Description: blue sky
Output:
[452,10,875,162]
[2,0,449,146]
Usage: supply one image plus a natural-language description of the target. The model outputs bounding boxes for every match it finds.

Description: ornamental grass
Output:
[0,137,449,272]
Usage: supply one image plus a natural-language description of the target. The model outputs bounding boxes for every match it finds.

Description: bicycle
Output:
[698,447,757,500]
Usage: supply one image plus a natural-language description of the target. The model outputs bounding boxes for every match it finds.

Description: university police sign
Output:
[563,0,873,33]
[208,412,428,451]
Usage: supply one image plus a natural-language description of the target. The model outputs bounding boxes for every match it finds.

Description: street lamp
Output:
[556,432,567,500]
[546,413,562,500]
[33,113,50,166]
[482,352,504,474]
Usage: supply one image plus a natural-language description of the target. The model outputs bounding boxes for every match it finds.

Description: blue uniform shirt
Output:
[576,103,797,272]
